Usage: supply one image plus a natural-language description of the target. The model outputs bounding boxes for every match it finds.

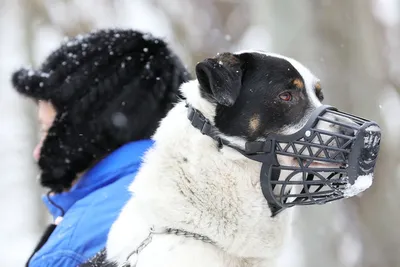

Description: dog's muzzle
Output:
[187,104,382,216]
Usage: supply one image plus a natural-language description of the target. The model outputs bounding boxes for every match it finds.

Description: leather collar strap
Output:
[186,104,272,157]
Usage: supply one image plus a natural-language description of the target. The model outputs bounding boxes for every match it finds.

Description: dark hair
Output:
[11,29,191,192]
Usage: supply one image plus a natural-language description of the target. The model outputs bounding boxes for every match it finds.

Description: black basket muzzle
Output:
[187,104,382,216]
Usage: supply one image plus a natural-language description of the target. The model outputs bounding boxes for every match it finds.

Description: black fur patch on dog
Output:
[196,52,323,141]
[79,248,117,267]
[12,29,191,192]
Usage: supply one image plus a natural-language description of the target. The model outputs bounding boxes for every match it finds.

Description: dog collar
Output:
[186,103,284,215]
[187,104,272,156]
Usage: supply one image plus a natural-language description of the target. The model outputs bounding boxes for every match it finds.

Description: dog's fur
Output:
[103,51,327,267]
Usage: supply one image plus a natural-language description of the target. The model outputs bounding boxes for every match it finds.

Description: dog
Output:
[91,50,354,267]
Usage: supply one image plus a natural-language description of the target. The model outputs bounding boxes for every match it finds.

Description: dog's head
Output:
[189,51,328,154]
[182,50,380,213]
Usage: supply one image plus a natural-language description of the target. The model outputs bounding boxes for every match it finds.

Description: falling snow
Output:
[0,1,399,267]
[145,61,151,70]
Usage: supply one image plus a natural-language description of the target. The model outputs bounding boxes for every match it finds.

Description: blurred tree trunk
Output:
[347,1,400,266]
[263,0,400,267]
[154,0,250,74]
[309,1,400,267]
[0,0,46,266]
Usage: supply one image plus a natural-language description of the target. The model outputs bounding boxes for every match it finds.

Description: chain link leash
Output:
[122,226,215,267]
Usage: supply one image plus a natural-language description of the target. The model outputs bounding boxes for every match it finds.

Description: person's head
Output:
[12,29,191,193]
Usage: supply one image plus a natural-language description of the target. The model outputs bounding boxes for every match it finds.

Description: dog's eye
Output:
[279,92,292,101]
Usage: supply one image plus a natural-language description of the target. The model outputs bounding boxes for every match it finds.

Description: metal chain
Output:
[122,226,215,267]
[165,228,216,244]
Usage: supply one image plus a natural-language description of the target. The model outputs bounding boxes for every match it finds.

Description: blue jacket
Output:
[28,140,154,267]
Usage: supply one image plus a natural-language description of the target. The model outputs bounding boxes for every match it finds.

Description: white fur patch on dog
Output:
[106,51,333,267]
[106,79,293,267]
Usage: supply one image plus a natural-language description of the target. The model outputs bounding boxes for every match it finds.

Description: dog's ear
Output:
[195,53,242,107]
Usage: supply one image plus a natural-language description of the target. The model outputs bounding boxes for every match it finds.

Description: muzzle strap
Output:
[187,104,273,157]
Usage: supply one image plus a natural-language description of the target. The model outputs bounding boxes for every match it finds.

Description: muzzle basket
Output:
[187,103,381,216]
[260,106,381,214]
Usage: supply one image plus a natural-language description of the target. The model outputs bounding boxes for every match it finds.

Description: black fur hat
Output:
[11,29,191,192]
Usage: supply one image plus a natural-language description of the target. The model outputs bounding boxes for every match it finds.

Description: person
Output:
[11,28,190,267]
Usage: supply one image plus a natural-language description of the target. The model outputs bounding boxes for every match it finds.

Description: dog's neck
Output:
[108,81,293,263]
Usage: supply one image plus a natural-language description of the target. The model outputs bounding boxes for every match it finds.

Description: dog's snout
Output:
[338,125,355,137]
[335,125,354,150]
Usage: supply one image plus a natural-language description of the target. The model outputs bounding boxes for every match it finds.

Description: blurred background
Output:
[0,0,399,266]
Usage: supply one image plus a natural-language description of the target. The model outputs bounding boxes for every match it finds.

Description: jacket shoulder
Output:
[32,174,134,264]
[68,174,135,257]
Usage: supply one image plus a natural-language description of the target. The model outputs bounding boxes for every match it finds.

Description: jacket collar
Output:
[43,139,154,220]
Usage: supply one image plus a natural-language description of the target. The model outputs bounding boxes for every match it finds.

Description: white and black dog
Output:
[82,50,379,267]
